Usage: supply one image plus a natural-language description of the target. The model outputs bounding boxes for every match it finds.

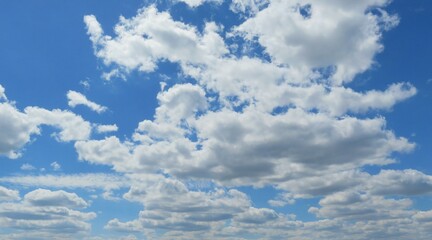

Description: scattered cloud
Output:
[0,173,130,193]
[0,1,430,239]
[20,163,36,171]
[67,90,107,113]
[50,161,61,171]
[24,188,88,208]
[0,188,96,239]
[96,124,118,134]
[0,102,40,158]
[0,186,20,202]
[0,84,6,100]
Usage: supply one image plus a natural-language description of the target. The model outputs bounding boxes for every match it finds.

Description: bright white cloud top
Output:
[0,0,431,239]
[67,90,108,113]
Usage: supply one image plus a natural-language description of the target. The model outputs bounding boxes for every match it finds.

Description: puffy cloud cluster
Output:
[0,85,116,158]
[235,0,399,84]
[1,0,429,239]
[75,1,432,238]
[0,187,95,239]
[0,102,40,158]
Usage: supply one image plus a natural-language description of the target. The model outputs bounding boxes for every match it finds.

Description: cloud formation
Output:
[0,0,430,239]
[67,90,107,113]
[0,188,95,239]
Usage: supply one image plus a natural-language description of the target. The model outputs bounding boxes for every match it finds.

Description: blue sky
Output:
[0,0,431,239]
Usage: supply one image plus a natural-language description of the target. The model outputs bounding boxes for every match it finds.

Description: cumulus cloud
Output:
[76,2,418,201]
[72,1,431,239]
[368,169,432,196]
[0,84,6,100]
[234,0,398,84]
[155,83,208,123]
[96,124,118,133]
[25,107,92,142]
[84,6,228,73]
[75,136,132,171]
[108,176,254,233]
[0,189,95,239]
[0,84,98,159]
[0,103,40,158]
[20,163,36,171]
[67,90,108,113]
[0,186,20,202]
[24,188,88,208]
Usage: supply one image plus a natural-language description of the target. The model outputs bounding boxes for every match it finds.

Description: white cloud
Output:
[96,124,118,133]
[155,83,208,123]
[80,79,91,90]
[25,107,92,142]
[0,84,6,100]
[108,176,253,233]
[177,0,223,8]
[368,169,432,196]
[0,173,130,191]
[50,161,61,171]
[276,82,416,116]
[83,15,104,44]
[20,163,36,171]
[24,188,88,209]
[234,0,397,84]
[67,90,107,113]
[230,0,269,15]
[84,6,227,73]
[75,136,133,171]
[77,3,431,239]
[0,189,96,239]
[310,192,413,220]
[0,85,96,159]
[276,170,369,198]
[0,103,40,158]
[234,207,280,224]
[0,186,20,202]
[75,107,414,188]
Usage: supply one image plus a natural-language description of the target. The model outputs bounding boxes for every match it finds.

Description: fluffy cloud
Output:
[0,186,20,202]
[96,124,118,134]
[25,107,92,142]
[230,0,269,15]
[155,83,208,123]
[78,107,413,187]
[24,188,88,208]
[73,1,431,239]
[75,136,132,171]
[0,84,6,100]
[368,169,432,196]
[67,90,107,113]
[107,176,253,234]
[235,0,397,84]
[0,85,95,158]
[0,188,95,239]
[0,103,40,158]
[84,6,227,74]
[309,192,413,221]
[20,163,36,171]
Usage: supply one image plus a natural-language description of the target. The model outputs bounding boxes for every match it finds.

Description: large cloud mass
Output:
[1,0,430,239]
